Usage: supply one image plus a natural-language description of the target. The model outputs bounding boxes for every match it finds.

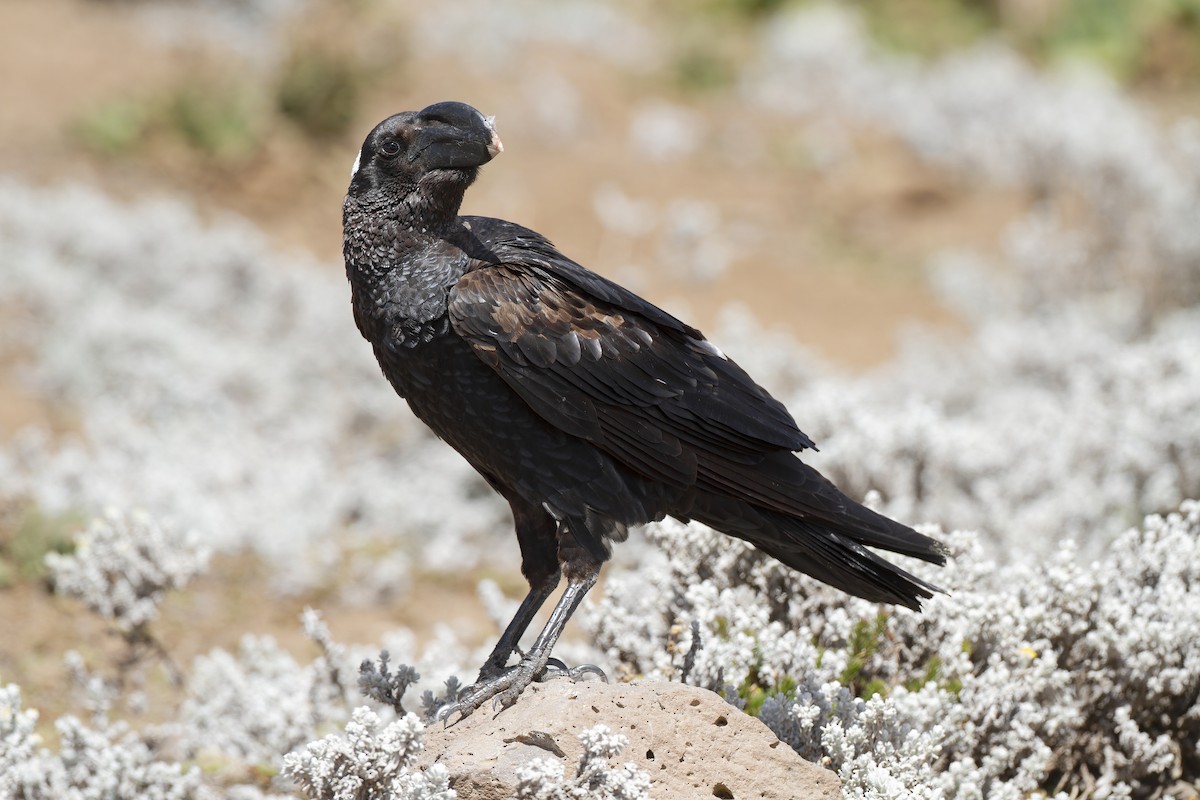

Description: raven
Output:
[344,101,945,720]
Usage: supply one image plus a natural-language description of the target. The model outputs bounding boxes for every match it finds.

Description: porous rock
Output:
[418,679,841,800]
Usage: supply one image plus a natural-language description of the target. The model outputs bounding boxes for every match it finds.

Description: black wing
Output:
[450,221,946,604]
[447,260,818,502]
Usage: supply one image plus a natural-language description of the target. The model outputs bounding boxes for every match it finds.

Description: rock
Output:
[417,679,841,800]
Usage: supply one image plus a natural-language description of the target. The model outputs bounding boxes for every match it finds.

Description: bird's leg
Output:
[471,495,563,682]
[475,573,560,682]
[436,557,601,723]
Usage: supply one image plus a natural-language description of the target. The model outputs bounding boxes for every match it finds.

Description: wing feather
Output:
[449,264,815,493]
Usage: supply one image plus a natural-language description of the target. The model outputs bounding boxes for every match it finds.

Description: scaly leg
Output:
[471,489,562,681]
[475,573,560,682]
[437,560,600,723]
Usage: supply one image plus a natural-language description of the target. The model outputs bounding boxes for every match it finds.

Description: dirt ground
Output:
[0,0,1072,731]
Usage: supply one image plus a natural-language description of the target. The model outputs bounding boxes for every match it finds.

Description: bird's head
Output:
[348,101,503,214]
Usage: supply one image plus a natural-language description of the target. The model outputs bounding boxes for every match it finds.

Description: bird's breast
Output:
[373,328,551,470]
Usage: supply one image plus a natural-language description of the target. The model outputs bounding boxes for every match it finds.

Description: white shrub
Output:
[788,299,1200,558]
[0,683,211,800]
[46,508,209,633]
[591,502,1200,798]
[515,724,652,800]
[746,5,1200,313]
[0,181,510,584]
[177,634,345,764]
[281,707,453,800]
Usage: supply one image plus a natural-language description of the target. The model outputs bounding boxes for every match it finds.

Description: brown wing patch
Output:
[455,266,655,372]
[449,264,813,492]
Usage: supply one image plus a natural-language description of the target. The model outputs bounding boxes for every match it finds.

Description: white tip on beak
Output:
[484,115,503,157]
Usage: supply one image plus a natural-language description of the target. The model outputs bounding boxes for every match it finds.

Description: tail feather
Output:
[691,492,946,611]
[834,498,947,565]
[696,451,946,563]
[758,512,943,610]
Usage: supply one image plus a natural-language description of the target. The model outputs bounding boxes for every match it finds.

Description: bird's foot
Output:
[435,657,542,725]
[539,657,608,684]
[473,654,518,685]
[435,655,607,725]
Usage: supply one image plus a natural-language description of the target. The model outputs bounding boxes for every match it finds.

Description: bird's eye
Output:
[379,140,402,158]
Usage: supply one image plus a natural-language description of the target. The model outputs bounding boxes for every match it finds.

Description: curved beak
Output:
[415,102,503,170]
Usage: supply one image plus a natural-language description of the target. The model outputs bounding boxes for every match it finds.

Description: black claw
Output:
[435,702,467,725]
[572,663,609,683]
[537,660,608,684]
[542,657,570,676]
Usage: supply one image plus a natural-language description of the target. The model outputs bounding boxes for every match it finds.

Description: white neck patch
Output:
[350,150,362,179]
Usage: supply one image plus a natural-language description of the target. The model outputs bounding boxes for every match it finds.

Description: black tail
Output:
[755,507,944,610]
[691,475,946,611]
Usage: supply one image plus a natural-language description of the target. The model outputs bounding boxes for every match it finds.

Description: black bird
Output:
[344,101,946,720]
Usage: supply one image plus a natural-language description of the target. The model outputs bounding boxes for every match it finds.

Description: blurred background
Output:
[3,0,1200,771]
[5,0,1200,369]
